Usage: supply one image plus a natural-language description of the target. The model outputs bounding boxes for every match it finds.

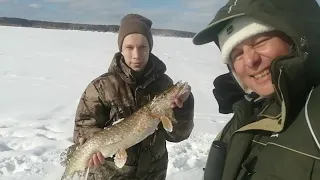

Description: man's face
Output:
[230,31,291,96]
[121,33,150,72]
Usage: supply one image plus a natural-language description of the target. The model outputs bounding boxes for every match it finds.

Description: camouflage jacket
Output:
[70,52,194,180]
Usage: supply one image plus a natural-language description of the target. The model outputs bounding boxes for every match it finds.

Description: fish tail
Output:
[61,170,73,180]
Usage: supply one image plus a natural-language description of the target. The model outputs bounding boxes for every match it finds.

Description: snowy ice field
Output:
[0,26,233,180]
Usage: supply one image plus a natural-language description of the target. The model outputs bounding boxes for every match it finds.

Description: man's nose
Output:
[242,45,261,68]
[132,48,141,59]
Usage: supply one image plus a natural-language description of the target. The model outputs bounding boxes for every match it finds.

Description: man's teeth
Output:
[254,70,270,79]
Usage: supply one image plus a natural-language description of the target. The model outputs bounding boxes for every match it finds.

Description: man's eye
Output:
[231,51,243,62]
[255,37,270,47]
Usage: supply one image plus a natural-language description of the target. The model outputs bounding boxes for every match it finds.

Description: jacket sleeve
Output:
[166,93,195,142]
[73,81,110,144]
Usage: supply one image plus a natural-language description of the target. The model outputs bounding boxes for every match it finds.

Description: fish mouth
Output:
[175,81,189,96]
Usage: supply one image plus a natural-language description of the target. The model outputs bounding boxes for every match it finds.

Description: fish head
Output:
[151,80,189,109]
[163,80,189,100]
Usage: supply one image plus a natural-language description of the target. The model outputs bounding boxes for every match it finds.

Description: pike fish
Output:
[61,80,189,180]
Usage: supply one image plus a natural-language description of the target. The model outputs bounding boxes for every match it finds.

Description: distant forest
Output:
[0,17,196,38]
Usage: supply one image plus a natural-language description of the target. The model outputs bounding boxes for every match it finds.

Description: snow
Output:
[0,26,232,180]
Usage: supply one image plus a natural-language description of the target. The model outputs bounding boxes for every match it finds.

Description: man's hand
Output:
[88,152,105,168]
[171,85,191,108]
[79,137,105,168]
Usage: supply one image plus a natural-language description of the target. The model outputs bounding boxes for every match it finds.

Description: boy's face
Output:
[121,34,150,72]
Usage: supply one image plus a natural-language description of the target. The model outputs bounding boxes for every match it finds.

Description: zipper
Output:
[272,66,283,104]
[134,87,139,107]
[151,131,157,146]
[278,67,284,99]
[134,86,157,146]
[275,67,286,125]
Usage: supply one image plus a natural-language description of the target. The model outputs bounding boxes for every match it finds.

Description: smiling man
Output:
[63,14,195,180]
[193,0,320,179]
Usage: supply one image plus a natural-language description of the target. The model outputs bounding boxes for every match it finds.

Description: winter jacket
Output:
[194,0,320,179]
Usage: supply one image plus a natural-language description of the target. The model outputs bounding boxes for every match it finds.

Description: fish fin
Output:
[81,167,90,180]
[149,113,161,120]
[114,149,127,168]
[160,116,173,132]
[165,109,177,124]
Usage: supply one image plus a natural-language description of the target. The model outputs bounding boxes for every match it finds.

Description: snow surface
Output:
[0,26,232,180]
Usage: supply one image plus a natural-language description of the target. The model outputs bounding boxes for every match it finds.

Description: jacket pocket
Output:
[247,141,316,180]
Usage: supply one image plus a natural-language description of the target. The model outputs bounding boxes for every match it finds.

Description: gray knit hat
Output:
[118,14,153,51]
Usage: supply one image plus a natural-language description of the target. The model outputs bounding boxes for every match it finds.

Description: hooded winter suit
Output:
[61,14,195,180]
[193,0,320,179]
[63,52,194,180]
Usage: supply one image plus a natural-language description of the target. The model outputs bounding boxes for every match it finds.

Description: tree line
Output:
[0,17,196,38]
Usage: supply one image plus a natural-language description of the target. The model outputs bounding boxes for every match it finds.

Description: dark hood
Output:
[194,0,320,126]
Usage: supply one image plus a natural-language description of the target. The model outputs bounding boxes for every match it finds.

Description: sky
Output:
[0,0,319,33]
[0,0,226,32]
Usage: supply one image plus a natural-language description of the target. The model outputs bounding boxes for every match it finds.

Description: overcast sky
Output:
[0,0,319,32]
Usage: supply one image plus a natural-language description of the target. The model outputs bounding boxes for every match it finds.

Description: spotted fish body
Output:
[61,81,189,180]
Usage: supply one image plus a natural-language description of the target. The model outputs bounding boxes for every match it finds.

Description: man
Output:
[193,0,320,179]
[65,14,194,180]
